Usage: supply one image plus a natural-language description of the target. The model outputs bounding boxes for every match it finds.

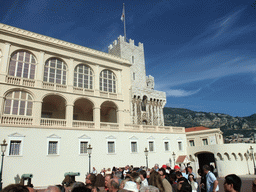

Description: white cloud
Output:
[165,88,201,97]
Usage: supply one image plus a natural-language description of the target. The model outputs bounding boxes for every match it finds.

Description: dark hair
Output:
[159,168,166,176]
[179,182,192,192]
[187,166,192,171]
[2,184,29,192]
[177,177,188,183]
[72,186,91,192]
[188,174,196,182]
[89,174,96,186]
[225,174,242,192]
[139,170,147,179]
[95,174,105,187]
[175,171,182,177]
[202,165,211,171]
[110,179,119,189]
[148,170,165,192]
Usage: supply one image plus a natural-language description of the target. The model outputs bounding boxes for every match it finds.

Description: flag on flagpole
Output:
[121,5,125,22]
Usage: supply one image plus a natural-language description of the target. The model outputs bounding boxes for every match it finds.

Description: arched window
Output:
[74,64,93,89]
[99,70,116,93]
[4,91,33,116]
[44,58,67,85]
[8,51,36,79]
[141,96,147,111]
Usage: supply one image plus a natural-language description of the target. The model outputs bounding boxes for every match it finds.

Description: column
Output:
[35,51,45,87]
[157,103,161,126]
[32,100,42,126]
[67,59,74,92]
[118,70,122,96]
[94,65,99,96]
[117,109,123,130]
[66,104,73,127]
[93,107,100,129]
[134,100,137,124]
[0,96,4,118]
[130,102,134,124]
[0,43,11,82]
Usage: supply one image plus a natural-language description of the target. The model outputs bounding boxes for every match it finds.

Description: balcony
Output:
[40,118,66,127]
[6,76,35,87]
[42,82,67,91]
[73,87,94,96]
[100,91,117,99]
[100,122,119,130]
[1,115,33,125]
[73,120,94,128]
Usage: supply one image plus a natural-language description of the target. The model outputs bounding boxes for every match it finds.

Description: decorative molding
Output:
[78,134,91,139]
[8,132,25,137]
[163,137,170,140]
[147,136,155,140]
[106,135,116,139]
[0,23,131,65]
[129,136,138,140]
[47,134,61,139]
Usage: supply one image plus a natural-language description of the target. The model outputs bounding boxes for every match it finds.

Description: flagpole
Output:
[123,3,126,42]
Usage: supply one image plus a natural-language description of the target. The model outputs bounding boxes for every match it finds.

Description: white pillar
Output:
[66,104,73,127]
[118,70,122,96]
[93,107,100,129]
[67,59,74,92]
[94,65,99,96]
[117,109,123,130]
[33,101,42,126]
[157,104,160,126]
[0,43,11,82]
[130,102,134,124]
[35,51,45,87]
[150,103,153,125]
[134,100,137,124]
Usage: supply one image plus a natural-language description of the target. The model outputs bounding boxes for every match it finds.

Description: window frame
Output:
[163,140,170,152]
[4,91,33,116]
[47,134,61,156]
[8,50,37,79]
[43,58,67,85]
[78,134,91,155]
[177,140,183,151]
[130,136,139,154]
[99,69,117,93]
[73,64,94,90]
[106,136,116,155]
[148,141,155,152]
[189,140,195,147]
[8,133,25,157]
[202,138,208,146]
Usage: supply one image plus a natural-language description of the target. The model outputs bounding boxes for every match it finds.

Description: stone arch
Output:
[41,94,66,119]
[100,101,118,123]
[238,153,243,161]
[4,88,35,100]
[231,153,237,160]
[141,95,147,111]
[73,98,94,121]
[216,153,223,161]
[224,152,231,160]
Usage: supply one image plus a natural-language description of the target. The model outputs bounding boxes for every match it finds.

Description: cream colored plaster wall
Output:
[0,126,187,187]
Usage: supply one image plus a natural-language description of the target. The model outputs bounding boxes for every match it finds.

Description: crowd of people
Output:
[1,163,250,192]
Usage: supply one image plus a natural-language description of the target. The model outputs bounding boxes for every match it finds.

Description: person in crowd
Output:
[175,172,186,181]
[27,187,35,192]
[159,168,173,192]
[177,177,189,192]
[174,165,180,172]
[148,170,164,192]
[108,178,120,192]
[223,174,241,192]
[203,165,219,192]
[120,178,132,189]
[178,181,192,192]
[123,166,129,178]
[187,166,196,180]
[139,170,148,187]
[94,174,105,192]
[92,167,97,175]
[140,185,160,192]
[180,165,188,180]
[45,186,61,192]
[123,181,138,192]
[197,169,206,192]
[253,178,256,192]
[154,164,159,172]
[2,184,29,192]
[71,185,91,192]
[105,174,113,192]
[133,176,141,190]
[188,174,198,192]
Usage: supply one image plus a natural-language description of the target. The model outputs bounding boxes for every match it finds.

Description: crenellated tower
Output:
[108,36,166,126]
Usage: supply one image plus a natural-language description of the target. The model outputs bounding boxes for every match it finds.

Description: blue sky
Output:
[1,0,256,117]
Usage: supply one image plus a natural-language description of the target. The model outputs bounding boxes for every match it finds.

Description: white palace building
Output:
[0,23,255,187]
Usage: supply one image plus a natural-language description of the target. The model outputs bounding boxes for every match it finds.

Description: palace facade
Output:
[0,23,255,188]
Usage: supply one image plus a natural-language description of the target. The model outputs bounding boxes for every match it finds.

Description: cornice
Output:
[0,23,131,66]
[186,128,222,136]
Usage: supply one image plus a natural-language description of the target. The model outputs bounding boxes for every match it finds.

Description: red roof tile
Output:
[185,126,210,132]
[176,155,187,163]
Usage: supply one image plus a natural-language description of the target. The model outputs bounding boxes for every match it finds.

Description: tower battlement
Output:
[108,35,143,53]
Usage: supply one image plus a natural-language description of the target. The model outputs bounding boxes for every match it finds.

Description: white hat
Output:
[124,181,138,192]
